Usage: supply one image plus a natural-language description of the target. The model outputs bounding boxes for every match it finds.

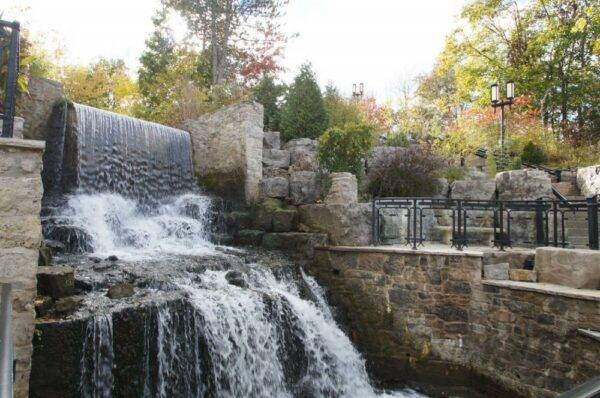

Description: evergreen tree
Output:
[280,64,328,140]
[253,74,284,132]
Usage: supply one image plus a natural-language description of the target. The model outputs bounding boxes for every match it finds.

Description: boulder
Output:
[325,173,358,205]
[298,204,372,246]
[259,177,289,199]
[450,180,496,201]
[37,266,74,299]
[19,76,64,140]
[263,131,281,150]
[253,198,283,231]
[262,232,328,258]
[289,171,320,205]
[53,296,83,316]
[433,178,449,198]
[225,211,253,230]
[235,230,265,246]
[263,167,289,179]
[284,138,318,171]
[38,246,53,267]
[535,247,600,289]
[272,209,297,232]
[496,169,552,201]
[483,263,510,280]
[263,149,290,168]
[107,283,135,299]
[577,165,600,197]
[225,270,248,288]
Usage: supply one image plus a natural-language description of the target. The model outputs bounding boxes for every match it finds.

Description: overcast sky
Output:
[3,0,466,102]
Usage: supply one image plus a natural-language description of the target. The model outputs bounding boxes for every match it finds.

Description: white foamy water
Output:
[50,193,216,260]
[80,315,114,398]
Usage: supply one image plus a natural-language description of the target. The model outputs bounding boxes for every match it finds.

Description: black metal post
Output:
[535,199,545,245]
[498,201,505,251]
[371,199,377,246]
[552,202,559,247]
[412,199,418,250]
[587,195,599,250]
[1,21,20,138]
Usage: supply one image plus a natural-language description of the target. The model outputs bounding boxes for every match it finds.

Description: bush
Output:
[317,123,375,177]
[368,146,447,197]
[520,141,547,165]
[385,131,410,147]
[441,165,465,183]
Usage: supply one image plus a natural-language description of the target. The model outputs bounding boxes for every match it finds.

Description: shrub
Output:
[441,165,465,183]
[317,123,375,177]
[280,64,328,140]
[367,146,447,197]
[520,141,547,165]
[385,131,410,147]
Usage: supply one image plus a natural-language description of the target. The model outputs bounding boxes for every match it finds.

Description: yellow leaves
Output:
[571,17,587,33]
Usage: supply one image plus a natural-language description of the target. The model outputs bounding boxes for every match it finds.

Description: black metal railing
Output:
[372,195,600,251]
[0,20,20,138]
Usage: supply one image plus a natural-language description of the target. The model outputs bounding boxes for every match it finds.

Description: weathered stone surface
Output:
[289,171,320,205]
[272,209,297,232]
[450,179,496,200]
[262,232,328,257]
[181,102,263,203]
[577,165,600,197]
[225,270,248,288]
[298,204,372,246]
[252,198,283,231]
[536,247,600,289]
[235,229,265,246]
[225,211,253,230]
[53,296,84,316]
[37,266,74,299]
[262,149,290,168]
[38,246,53,267]
[284,138,318,171]
[324,172,357,205]
[496,169,552,200]
[509,269,537,282]
[263,131,281,150]
[0,138,44,398]
[107,283,135,299]
[19,76,64,141]
[433,178,449,198]
[483,263,509,280]
[365,146,406,174]
[0,117,24,139]
[263,167,289,179]
[259,176,289,199]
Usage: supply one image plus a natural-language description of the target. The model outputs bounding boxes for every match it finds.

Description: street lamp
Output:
[352,83,364,100]
[490,81,516,168]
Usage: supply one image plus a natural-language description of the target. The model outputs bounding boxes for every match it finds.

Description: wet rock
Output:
[89,256,102,263]
[263,131,281,150]
[38,246,53,266]
[107,255,119,262]
[225,211,253,230]
[34,296,54,318]
[253,198,283,231]
[225,270,249,288]
[107,283,135,299]
[53,296,84,316]
[262,232,328,258]
[74,279,93,292]
[43,239,66,254]
[37,266,75,299]
[272,209,297,232]
[235,230,265,246]
[211,233,234,246]
[259,176,289,199]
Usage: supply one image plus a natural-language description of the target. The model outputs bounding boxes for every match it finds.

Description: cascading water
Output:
[39,103,426,397]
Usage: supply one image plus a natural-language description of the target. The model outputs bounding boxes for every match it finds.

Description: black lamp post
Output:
[352,83,364,100]
[491,81,515,163]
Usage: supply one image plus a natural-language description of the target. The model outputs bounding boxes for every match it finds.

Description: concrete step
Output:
[553,182,579,197]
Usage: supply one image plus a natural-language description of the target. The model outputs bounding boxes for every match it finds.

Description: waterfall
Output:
[80,315,114,398]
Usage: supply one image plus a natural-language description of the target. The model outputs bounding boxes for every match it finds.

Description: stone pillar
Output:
[0,138,45,398]
[325,172,358,204]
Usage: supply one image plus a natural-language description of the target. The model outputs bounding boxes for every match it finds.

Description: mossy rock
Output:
[252,198,284,231]
[197,170,245,200]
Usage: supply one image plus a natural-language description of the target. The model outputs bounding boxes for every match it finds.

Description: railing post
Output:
[412,199,418,250]
[587,195,599,250]
[552,201,559,247]
[1,21,20,138]
[535,198,545,245]
[498,201,505,251]
[371,199,378,246]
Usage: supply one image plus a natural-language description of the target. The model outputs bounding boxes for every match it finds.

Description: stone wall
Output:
[577,165,600,197]
[310,247,599,397]
[18,76,64,141]
[180,102,263,203]
[0,138,45,398]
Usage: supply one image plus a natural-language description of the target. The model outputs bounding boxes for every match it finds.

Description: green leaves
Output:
[317,123,375,177]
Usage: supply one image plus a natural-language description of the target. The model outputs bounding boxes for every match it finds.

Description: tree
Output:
[280,64,328,141]
[322,84,365,129]
[164,0,288,86]
[317,123,375,177]
[253,74,284,131]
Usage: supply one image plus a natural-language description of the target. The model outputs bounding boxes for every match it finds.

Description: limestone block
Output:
[107,283,135,299]
[235,229,265,246]
[509,269,537,282]
[450,180,496,201]
[0,248,38,285]
[325,172,358,205]
[252,198,283,231]
[263,131,281,150]
[289,171,320,205]
[262,232,328,257]
[0,141,45,178]
[284,138,318,171]
[263,167,289,178]
[0,215,42,249]
[37,266,75,299]
[483,263,510,280]
[0,177,42,215]
[263,149,290,168]
[181,102,264,203]
[259,176,289,199]
[298,203,372,246]
[496,169,552,200]
[535,247,600,289]
[577,165,600,197]
[272,209,297,232]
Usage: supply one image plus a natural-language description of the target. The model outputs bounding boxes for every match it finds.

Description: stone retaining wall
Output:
[0,138,45,398]
[310,247,600,397]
